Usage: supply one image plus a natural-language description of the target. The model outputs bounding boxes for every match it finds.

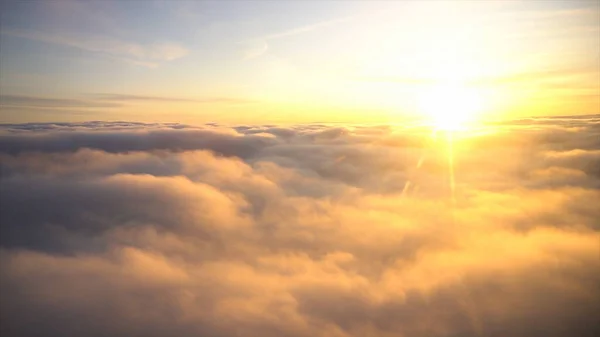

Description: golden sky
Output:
[0,0,599,124]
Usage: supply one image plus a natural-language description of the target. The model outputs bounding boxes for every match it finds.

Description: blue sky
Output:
[0,0,598,123]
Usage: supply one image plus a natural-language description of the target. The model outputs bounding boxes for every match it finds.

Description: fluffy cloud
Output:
[1,116,599,337]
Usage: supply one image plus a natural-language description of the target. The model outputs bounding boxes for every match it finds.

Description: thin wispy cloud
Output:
[352,65,599,94]
[507,5,600,21]
[2,30,188,67]
[239,16,354,59]
[92,94,256,104]
[0,94,256,115]
[261,16,353,41]
[496,4,600,40]
[492,67,600,84]
[0,95,122,109]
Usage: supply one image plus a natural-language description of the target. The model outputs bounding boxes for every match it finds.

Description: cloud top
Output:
[1,116,599,337]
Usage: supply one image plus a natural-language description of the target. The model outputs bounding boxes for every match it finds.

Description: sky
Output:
[1,2,600,336]
[0,0,599,124]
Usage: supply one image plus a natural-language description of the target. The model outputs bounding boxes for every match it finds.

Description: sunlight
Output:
[417,84,484,131]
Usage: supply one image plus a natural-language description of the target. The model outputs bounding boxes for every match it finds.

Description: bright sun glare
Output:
[418,84,484,130]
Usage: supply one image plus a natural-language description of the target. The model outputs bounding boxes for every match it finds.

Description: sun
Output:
[417,84,484,131]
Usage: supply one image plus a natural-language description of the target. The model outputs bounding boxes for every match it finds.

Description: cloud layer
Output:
[1,116,599,337]
[0,94,256,112]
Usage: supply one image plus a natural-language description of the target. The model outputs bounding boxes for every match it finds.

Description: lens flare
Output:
[418,85,484,130]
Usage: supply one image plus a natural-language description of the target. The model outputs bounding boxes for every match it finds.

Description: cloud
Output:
[0,94,256,112]
[353,66,600,90]
[239,16,353,59]
[0,123,276,157]
[92,94,256,104]
[472,66,600,89]
[2,29,189,67]
[1,116,599,337]
[260,16,353,41]
[0,94,122,109]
